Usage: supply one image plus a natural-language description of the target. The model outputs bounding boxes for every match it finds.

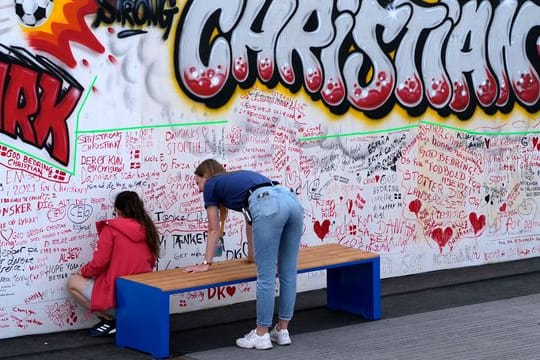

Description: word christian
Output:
[175,0,540,116]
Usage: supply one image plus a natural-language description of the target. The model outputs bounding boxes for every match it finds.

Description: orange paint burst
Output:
[25,0,104,68]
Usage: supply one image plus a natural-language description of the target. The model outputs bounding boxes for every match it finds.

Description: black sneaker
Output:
[89,319,116,337]
[90,318,107,330]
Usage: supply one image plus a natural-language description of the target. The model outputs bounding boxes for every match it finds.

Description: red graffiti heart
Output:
[226,286,236,297]
[314,219,331,240]
[408,199,421,215]
[469,212,486,235]
[499,203,507,212]
[375,175,380,183]
[431,227,453,251]
[533,137,538,150]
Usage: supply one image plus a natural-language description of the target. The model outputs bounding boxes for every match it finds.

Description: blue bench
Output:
[115,243,380,358]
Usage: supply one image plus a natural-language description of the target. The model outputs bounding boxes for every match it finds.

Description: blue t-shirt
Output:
[203,170,272,211]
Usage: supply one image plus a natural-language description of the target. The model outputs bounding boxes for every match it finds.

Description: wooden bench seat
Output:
[115,243,380,358]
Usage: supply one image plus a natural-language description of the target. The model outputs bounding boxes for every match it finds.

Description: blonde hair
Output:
[194,159,226,178]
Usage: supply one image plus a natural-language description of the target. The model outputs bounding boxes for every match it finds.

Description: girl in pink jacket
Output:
[67,191,160,336]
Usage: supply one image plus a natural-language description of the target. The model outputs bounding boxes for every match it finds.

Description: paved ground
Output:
[2,262,540,360]
[189,293,540,360]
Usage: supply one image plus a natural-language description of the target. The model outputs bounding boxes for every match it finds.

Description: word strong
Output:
[0,47,83,166]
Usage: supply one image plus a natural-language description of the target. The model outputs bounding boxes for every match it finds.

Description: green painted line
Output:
[419,120,540,136]
[76,120,228,134]
[299,124,419,141]
[76,76,97,125]
[300,119,540,141]
[69,75,99,175]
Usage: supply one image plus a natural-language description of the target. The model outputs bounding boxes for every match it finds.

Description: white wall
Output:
[0,0,539,338]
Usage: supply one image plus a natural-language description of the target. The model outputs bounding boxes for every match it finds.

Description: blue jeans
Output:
[248,185,304,328]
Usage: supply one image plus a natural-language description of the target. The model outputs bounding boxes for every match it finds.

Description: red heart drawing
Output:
[375,175,380,183]
[314,219,331,240]
[469,212,486,235]
[431,227,453,252]
[533,137,538,150]
[226,286,236,297]
[408,199,421,215]
[0,229,13,241]
[499,203,507,212]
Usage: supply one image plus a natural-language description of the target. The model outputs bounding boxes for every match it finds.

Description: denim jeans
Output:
[248,185,304,328]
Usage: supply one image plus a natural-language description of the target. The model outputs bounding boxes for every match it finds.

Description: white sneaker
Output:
[269,326,291,345]
[236,329,273,349]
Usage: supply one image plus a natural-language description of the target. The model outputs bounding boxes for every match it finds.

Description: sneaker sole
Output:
[235,341,273,350]
[270,334,291,345]
[256,344,273,350]
[274,340,291,346]
[89,330,116,337]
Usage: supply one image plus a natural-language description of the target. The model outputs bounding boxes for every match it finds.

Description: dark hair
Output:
[194,159,226,178]
[114,191,160,257]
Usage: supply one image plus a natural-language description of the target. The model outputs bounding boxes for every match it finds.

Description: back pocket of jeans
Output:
[250,194,279,219]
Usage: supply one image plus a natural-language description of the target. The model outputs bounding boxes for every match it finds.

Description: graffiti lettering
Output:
[175,0,540,116]
[173,232,207,249]
[93,0,179,40]
[0,48,82,165]
[1,203,31,217]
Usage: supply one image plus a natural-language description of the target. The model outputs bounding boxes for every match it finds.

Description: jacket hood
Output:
[96,218,146,243]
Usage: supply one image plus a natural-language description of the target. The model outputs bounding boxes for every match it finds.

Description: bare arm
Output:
[184,206,220,272]
[205,205,221,262]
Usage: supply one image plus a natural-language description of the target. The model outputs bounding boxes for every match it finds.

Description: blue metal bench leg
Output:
[326,258,381,320]
[116,278,170,358]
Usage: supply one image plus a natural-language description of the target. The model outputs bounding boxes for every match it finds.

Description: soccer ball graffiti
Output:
[15,0,54,27]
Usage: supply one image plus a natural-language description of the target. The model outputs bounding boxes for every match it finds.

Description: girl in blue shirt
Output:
[184,159,304,349]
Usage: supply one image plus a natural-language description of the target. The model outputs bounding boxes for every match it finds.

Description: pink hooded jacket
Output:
[80,217,156,311]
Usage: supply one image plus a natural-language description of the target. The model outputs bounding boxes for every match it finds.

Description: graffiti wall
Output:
[0,0,539,338]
